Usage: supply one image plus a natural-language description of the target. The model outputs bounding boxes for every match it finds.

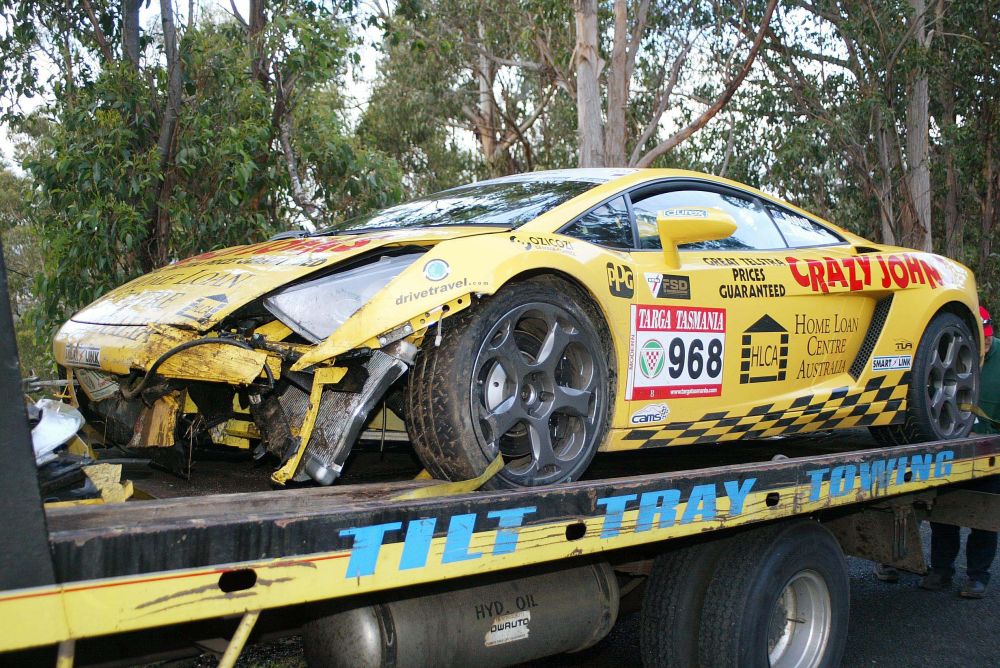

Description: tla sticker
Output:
[872,355,912,372]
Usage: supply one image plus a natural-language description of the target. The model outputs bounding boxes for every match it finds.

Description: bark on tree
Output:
[146,0,184,270]
[938,69,961,257]
[249,0,269,88]
[903,0,932,251]
[604,0,629,166]
[875,110,897,245]
[980,132,997,276]
[122,0,142,70]
[574,0,605,167]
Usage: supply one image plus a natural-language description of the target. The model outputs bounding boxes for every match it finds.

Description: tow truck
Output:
[2,251,999,668]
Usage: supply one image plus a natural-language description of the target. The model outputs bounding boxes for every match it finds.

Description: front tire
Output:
[406,276,613,488]
[870,311,979,445]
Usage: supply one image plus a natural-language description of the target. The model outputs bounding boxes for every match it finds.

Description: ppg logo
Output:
[606,262,634,298]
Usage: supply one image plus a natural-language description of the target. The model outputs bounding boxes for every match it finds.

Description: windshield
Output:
[319,178,598,234]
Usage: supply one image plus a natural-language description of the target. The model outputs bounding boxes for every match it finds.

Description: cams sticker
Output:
[872,355,912,372]
[631,403,670,425]
[644,273,690,300]
[485,610,531,647]
[606,262,634,298]
[64,344,101,369]
[627,305,725,400]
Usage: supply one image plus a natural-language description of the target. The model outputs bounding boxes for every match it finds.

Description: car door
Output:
[625,181,798,427]
[759,202,878,394]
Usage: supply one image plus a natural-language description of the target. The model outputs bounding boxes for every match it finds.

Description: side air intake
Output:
[848,295,893,380]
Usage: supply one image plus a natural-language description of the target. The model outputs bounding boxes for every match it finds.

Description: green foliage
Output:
[8,4,403,343]
[1,0,998,361]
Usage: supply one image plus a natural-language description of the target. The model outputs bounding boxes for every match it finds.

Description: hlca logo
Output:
[640,340,665,378]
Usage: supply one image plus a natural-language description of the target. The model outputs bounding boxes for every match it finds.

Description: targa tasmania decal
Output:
[627,305,725,400]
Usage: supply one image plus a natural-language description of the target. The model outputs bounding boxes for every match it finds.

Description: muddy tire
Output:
[406,276,613,488]
[870,312,979,445]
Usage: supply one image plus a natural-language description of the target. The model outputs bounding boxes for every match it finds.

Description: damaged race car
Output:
[54,169,985,489]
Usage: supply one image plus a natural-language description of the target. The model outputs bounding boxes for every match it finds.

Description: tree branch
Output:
[624,0,651,83]
[80,0,115,64]
[636,0,778,167]
[628,36,694,166]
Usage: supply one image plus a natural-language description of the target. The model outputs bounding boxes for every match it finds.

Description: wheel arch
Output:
[500,267,620,376]
[934,300,983,352]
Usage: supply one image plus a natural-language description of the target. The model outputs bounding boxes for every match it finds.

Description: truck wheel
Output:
[640,538,732,667]
[698,521,849,668]
[406,276,613,488]
[870,312,979,445]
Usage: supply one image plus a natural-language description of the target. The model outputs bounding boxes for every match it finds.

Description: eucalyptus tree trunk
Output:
[148,0,184,270]
[574,0,605,167]
[980,137,997,276]
[904,0,932,251]
[604,0,629,166]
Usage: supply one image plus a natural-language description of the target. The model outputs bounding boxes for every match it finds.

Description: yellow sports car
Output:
[53,169,984,488]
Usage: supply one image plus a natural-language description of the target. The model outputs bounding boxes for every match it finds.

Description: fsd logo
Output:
[607,262,634,298]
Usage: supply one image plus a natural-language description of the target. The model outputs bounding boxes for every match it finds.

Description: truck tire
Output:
[870,312,979,445]
[697,520,849,668]
[406,276,613,488]
[640,537,733,667]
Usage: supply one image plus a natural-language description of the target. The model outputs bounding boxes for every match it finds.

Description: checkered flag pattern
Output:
[624,372,911,448]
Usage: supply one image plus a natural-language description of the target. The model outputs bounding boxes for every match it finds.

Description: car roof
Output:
[476,168,640,185]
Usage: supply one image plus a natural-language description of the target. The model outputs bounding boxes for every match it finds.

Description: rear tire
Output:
[697,521,849,668]
[406,276,613,488]
[870,312,979,445]
[640,538,733,667]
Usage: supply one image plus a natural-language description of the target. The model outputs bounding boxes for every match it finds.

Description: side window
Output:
[564,195,633,249]
[632,188,786,251]
[765,204,843,247]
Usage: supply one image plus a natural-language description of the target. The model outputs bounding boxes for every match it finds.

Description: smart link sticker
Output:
[871,355,912,372]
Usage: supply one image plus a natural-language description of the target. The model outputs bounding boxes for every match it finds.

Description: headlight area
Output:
[263,252,423,343]
[257,251,427,485]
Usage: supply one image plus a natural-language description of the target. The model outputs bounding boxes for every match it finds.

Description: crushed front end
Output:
[53,232,482,485]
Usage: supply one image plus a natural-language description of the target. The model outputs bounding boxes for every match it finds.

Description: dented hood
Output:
[70,227,494,330]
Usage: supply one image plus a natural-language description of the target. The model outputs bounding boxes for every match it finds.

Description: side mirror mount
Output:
[657,207,737,269]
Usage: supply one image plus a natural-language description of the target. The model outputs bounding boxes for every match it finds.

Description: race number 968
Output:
[628,304,726,400]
